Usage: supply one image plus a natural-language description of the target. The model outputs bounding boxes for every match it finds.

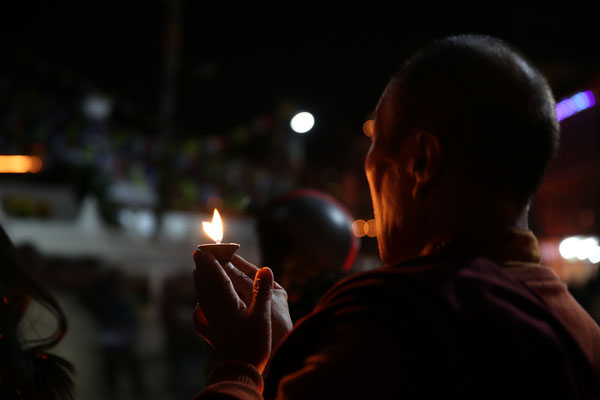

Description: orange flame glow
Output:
[203,209,224,243]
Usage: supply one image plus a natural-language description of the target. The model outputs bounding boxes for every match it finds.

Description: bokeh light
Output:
[290,112,315,133]
[352,219,367,237]
[366,219,377,237]
[82,94,113,121]
[559,236,600,263]
[363,120,375,137]
[556,90,596,122]
[0,156,43,173]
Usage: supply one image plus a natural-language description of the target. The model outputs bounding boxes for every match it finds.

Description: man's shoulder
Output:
[267,255,600,398]
[314,255,531,315]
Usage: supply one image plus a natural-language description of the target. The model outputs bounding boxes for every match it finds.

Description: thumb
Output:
[249,267,273,318]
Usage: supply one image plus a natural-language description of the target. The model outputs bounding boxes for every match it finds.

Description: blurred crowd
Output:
[0,55,371,225]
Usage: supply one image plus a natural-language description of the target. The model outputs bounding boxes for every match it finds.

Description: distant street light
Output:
[290,112,315,134]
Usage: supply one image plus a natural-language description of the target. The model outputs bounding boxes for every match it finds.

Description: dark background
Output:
[3,1,600,220]
[3,3,600,399]
[4,1,600,142]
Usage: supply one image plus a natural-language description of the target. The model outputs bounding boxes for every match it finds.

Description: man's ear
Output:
[408,131,443,199]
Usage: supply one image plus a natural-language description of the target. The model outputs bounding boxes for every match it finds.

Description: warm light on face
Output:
[203,209,224,243]
[0,156,43,173]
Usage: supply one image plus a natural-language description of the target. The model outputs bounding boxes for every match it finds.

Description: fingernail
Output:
[257,268,271,287]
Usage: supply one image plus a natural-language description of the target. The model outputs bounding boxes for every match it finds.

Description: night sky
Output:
[5,2,600,129]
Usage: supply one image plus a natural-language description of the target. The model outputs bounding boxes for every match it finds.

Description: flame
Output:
[203,209,223,243]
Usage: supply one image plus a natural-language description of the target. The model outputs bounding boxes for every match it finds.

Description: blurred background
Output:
[2,1,600,398]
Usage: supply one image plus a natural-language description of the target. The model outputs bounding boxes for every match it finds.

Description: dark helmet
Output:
[256,189,359,320]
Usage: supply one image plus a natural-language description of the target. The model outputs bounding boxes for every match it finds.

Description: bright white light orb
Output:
[589,246,600,264]
[559,236,600,262]
[290,112,315,134]
[577,238,599,260]
[559,236,583,260]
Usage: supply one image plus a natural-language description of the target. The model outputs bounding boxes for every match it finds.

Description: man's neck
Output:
[418,204,531,258]
[381,197,530,265]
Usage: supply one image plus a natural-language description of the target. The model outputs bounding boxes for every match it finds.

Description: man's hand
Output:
[226,254,293,350]
[193,251,293,372]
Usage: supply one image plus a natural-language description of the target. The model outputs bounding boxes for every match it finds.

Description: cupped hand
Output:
[192,251,292,372]
[225,254,293,350]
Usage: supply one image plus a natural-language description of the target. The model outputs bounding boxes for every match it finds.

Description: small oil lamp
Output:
[197,209,240,262]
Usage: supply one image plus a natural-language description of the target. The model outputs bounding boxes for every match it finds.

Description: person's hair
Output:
[0,226,74,399]
[376,34,559,207]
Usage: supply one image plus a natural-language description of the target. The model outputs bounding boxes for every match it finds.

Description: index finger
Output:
[231,254,259,279]
[220,261,254,305]
[231,254,285,291]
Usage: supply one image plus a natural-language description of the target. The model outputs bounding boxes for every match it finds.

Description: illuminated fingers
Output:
[232,254,284,290]
[220,261,255,305]
[231,254,259,279]
[249,267,274,321]
[193,250,243,321]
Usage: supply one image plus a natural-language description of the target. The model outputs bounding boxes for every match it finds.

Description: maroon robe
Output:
[197,231,600,399]
[264,254,599,399]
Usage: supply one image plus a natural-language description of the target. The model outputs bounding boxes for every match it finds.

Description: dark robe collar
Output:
[419,228,542,267]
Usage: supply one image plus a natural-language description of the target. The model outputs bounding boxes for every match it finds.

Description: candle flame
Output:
[203,209,223,243]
